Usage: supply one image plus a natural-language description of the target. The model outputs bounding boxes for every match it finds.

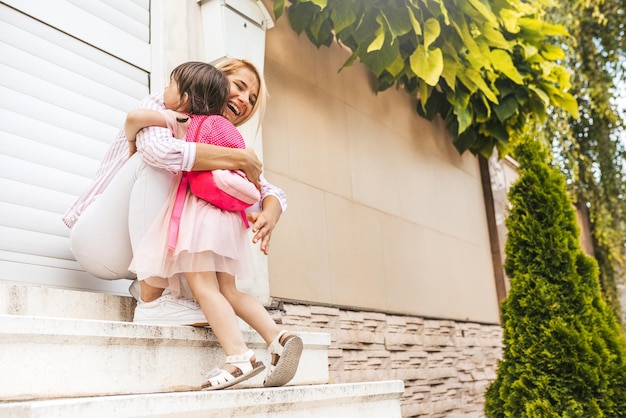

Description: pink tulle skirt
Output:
[130,173,255,295]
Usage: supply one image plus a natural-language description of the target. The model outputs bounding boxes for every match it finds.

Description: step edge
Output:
[0,381,405,413]
[0,314,331,346]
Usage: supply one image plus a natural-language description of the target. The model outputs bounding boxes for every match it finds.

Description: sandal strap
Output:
[224,349,256,375]
[207,368,235,386]
[269,330,290,357]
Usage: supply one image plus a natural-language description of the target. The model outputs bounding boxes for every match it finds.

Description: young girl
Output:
[126,62,303,390]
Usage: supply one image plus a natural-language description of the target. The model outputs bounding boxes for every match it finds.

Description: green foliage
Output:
[541,0,626,323]
[271,0,579,157]
[484,136,626,417]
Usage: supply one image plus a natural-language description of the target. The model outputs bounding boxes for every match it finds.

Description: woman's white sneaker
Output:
[133,294,209,326]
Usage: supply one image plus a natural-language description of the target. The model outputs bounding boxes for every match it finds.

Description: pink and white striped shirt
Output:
[62,93,286,228]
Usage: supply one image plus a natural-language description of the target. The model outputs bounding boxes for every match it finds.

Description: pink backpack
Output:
[168,115,260,250]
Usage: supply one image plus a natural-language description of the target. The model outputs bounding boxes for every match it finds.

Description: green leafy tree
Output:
[541,0,626,321]
[484,136,626,417]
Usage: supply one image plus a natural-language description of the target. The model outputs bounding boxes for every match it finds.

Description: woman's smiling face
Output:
[224,67,259,126]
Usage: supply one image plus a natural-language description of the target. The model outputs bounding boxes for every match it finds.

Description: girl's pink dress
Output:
[131,114,256,295]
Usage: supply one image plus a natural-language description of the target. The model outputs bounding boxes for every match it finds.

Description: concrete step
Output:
[0,283,138,322]
[0,284,405,417]
[0,381,405,418]
[0,314,330,401]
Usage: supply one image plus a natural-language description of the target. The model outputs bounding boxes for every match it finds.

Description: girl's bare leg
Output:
[187,271,265,390]
[216,272,286,344]
[185,271,248,356]
[216,272,302,387]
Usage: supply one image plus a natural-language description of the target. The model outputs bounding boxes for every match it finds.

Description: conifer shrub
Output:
[484,138,626,417]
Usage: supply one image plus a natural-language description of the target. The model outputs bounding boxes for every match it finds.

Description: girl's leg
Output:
[186,271,248,356]
[70,155,143,279]
[187,271,265,390]
[216,272,281,344]
[216,272,303,387]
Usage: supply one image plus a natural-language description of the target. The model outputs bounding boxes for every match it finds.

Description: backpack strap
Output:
[167,116,209,250]
[240,210,250,229]
[168,174,189,250]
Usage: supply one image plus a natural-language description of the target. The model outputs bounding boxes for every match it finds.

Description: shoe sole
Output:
[263,335,303,387]
[133,319,210,327]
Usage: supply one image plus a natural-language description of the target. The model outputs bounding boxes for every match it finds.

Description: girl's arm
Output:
[126,109,188,156]
[126,109,168,156]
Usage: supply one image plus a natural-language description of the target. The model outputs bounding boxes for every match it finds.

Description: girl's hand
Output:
[247,196,282,255]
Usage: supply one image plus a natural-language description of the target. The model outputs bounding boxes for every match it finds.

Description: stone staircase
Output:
[0,284,404,417]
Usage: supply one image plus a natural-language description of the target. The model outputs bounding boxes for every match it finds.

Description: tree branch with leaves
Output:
[272,0,579,157]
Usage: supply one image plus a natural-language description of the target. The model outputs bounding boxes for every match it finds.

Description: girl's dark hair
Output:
[170,61,229,115]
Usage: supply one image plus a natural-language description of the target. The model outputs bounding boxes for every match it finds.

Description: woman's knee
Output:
[71,224,134,280]
[72,252,134,280]
[68,162,136,279]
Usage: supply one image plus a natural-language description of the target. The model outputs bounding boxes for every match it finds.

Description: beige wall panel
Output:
[263,12,317,87]
[325,194,388,310]
[430,160,490,245]
[266,172,332,303]
[264,67,352,196]
[263,6,500,323]
[382,217,499,322]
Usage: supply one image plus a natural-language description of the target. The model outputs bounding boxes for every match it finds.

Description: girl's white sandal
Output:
[201,349,265,391]
[263,330,303,387]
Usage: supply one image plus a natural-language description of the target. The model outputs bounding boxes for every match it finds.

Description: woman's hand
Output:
[241,148,262,190]
[247,195,282,255]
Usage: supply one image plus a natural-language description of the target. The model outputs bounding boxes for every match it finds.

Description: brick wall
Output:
[273,303,503,418]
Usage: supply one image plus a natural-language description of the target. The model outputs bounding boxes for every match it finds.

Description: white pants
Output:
[70,154,176,279]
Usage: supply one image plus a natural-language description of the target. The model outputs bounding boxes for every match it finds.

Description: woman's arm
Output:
[193,146,262,189]
[135,94,262,185]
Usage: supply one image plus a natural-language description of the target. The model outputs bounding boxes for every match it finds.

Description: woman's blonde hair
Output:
[216,58,268,129]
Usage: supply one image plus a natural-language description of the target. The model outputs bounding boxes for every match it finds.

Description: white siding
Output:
[0,1,150,293]
[1,0,151,70]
